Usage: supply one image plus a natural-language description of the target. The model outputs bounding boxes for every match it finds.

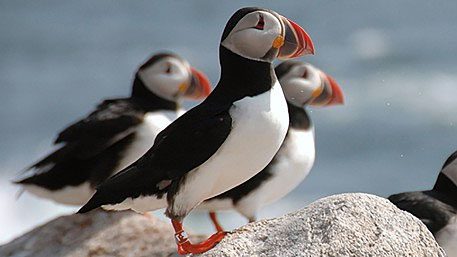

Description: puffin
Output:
[199,61,344,230]
[389,151,457,257]
[15,52,211,206]
[78,7,315,255]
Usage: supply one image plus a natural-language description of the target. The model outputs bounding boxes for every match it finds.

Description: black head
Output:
[220,7,315,63]
[442,151,457,170]
[433,151,457,198]
[441,150,457,186]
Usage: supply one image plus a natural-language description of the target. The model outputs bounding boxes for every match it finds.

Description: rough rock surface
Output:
[0,210,200,257]
[0,193,445,257]
[200,193,444,257]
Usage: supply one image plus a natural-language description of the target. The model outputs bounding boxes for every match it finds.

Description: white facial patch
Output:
[138,57,191,101]
[442,158,457,186]
[221,11,281,62]
[280,64,322,107]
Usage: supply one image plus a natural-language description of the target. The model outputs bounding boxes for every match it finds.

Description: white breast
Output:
[199,126,315,218]
[436,215,457,257]
[240,127,314,205]
[170,81,289,217]
[114,111,176,172]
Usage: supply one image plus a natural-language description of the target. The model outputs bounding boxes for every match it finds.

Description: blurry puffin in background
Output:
[15,52,211,206]
[389,151,457,257]
[78,7,314,254]
[200,61,344,230]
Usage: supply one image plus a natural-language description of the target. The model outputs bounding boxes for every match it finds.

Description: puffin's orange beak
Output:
[277,16,315,59]
[184,67,212,100]
[309,72,344,107]
[325,74,344,105]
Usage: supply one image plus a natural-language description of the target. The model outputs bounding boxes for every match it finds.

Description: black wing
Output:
[54,99,143,150]
[389,191,456,234]
[78,102,233,213]
[16,99,144,188]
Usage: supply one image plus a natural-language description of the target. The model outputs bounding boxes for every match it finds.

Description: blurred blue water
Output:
[1,0,457,243]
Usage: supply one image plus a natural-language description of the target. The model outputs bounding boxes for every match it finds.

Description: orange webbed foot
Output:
[177,231,226,255]
[172,219,226,255]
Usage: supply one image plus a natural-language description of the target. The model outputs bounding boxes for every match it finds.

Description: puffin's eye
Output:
[302,68,308,78]
[165,64,172,74]
[254,15,265,30]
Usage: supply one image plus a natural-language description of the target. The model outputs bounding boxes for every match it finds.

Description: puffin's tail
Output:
[77,164,140,214]
[78,191,106,213]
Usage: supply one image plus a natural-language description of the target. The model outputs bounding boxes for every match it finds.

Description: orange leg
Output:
[172,219,226,255]
[209,212,225,232]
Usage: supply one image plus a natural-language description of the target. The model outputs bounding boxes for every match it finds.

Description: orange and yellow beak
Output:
[276,16,315,59]
[310,72,344,106]
[325,74,344,105]
[183,67,212,100]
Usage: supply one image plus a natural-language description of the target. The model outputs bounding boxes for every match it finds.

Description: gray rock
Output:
[0,210,202,257]
[0,193,445,257]
[200,193,445,257]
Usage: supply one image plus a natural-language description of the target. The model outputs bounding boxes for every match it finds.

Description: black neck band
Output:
[131,75,178,112]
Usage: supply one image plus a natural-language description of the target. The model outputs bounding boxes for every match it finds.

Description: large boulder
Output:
[201,193,445,257]
[0,193,444,257]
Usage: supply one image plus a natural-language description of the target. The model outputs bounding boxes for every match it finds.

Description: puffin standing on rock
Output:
[15,53,211,206]
[78,7,315,255]
[200,61,344,229]
[389,151,457,257]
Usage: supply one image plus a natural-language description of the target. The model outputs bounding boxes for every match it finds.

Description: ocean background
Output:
[1,1,457,243]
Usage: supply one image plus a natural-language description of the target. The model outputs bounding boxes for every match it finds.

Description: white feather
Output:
[23,183,93,205]
[113,111,175,173]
